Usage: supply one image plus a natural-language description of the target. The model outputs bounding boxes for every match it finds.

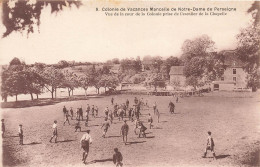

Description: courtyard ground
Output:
[1,92,260,167]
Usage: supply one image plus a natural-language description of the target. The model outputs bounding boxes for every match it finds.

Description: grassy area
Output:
[1,92,260,167]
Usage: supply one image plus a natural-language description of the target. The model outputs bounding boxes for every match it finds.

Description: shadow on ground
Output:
[127,141,146,145]
[216,154,231,159]
[24,142,42,145]
[57,140,75,143]
[86,158,113,165]
[107,135,121,138]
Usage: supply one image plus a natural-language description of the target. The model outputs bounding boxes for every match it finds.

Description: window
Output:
[233,69,236,74]
[233,77,236,82]
[221,77,224,81]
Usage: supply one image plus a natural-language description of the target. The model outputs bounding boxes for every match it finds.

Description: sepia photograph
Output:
[0,0,259,166]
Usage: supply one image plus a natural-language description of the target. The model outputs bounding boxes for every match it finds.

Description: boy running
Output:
[80,130,92,164]
[202,131,217,160]
[75,120,81,132]
[63,112,70,125]
[101,118,110,138]
[138,121,147,138]
[104,107,109,118]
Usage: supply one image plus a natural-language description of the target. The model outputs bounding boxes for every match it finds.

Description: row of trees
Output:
[1,58,119,102]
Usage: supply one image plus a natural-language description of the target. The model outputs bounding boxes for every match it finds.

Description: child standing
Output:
[70,107,74,120]
[1,119,5,138]
[153,102,157,115]
[85,113,89,127]
[148,113,153,129]
[18,124,24,145]
[120,120,129,145]
[91,105,95,118]
[95,106,98,117]
[49,120,58,143]
[155,108,160,123]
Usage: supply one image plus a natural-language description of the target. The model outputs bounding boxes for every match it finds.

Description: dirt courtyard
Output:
[1,92,260,167]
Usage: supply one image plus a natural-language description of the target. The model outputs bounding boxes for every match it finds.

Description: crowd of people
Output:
[1,95,217,166]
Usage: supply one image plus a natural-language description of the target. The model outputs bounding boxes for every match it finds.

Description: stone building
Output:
[212,50,248,91]
[169,66,186,87]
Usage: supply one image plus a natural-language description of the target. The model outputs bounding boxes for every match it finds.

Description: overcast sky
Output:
[0,1,254,65]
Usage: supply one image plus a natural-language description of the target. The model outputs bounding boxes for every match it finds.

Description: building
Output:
[212,50,248,91]
[169,66,186,87]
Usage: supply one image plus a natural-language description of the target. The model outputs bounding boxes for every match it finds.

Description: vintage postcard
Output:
[0,0,259,167]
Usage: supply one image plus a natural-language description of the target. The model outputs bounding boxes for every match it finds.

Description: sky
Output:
[0,1,254,65]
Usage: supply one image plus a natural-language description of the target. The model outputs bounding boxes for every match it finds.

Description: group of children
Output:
[1,95,217,166]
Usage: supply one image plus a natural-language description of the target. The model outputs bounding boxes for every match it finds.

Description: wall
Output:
[170,75,186,87]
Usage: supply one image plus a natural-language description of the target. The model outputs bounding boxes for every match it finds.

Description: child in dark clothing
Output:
[113,148,123,167]
[18,124,23,145]
[75,121,81,132]
[1,119,5,138]
[91,105,95,118]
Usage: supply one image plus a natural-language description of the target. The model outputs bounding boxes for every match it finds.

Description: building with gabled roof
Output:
[212,50,248,91]
[169,66,186,87]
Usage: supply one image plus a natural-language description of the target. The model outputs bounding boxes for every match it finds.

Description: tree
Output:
[185,76,199,90]
[62,70,79,96]
[1,58,29,101]
[1,68,26,102]
[9,57,22,66]
[181,35,215,59]
[247,1,260,26]
[120,57,142,73]
[112,58,120,64]
[181,35,219,89]
[79,74,92,96]
[23,67,45,100]
[88,65,102,94]
[133,56,142,72]
[100,74,119,92]
[102,64,111,75]
[2,0,82,38]
[57,60,69,69]
[146,73,165,91]
[42,66,64,98]
[93,74,102,94]
[151,56,163,73]
[236,2,260,91]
